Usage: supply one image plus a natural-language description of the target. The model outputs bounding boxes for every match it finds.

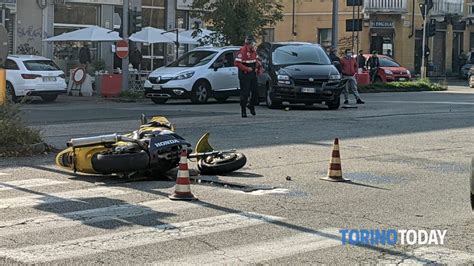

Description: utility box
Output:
[0,25,8,67]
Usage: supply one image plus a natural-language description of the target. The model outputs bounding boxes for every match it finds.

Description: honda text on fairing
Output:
[56,115,246,177]
[256,42,343,109]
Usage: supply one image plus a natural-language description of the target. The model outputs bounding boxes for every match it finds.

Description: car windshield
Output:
[379,58,400,67]
[272,45,331,66]
[168,51,217,67]
[23,60,60,71]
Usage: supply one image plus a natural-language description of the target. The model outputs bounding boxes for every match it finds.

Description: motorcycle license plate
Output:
[153,85,161,90]
[301,87,315,93]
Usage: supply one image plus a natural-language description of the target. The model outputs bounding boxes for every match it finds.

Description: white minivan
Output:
[144,46,241,104]
[6,55,67,103]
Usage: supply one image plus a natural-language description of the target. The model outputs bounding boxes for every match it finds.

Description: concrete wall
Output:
[16,0,44,55]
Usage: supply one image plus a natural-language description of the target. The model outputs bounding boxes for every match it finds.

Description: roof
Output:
[8,55,52,60]
[268,42,316,46]
[192,46,240,52]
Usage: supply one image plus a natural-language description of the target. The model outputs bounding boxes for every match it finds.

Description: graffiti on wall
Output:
[16,26,43,55]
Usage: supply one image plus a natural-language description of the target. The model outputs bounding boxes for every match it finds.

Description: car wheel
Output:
[151,98,168,104]
[41,94,58,103]
[327,96,341,110]
[266,86,282,109]
[191,80,210,104]
[6,82,18,103]
[215,96,228,103]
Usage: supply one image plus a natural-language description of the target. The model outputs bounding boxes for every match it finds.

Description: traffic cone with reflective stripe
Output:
[169,149,198,201]
[321,138,349,182]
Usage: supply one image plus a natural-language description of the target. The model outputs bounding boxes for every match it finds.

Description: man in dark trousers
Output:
[357,50,366,71]
[366,50,380,83]
[79,43,91,68]
[340,49,364,105]
[235,35,263,118]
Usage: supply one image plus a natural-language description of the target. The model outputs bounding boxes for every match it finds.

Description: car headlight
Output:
[174,71,195,80]
[329,74,341,80]
[406,70,411,75]
[277,74,290,81]
[384,69,393,75]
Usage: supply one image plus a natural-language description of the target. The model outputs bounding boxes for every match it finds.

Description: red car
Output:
[363,54,411,83]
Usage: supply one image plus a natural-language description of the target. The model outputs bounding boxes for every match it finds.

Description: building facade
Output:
[272,0,468,76]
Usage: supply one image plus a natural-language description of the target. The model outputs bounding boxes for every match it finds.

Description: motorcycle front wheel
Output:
[197,152,247,175]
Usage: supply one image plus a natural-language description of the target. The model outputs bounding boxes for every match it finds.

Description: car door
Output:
[208,51,238,92]
[5,59,23,95]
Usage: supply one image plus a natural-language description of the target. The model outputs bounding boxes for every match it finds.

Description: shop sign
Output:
[371,21,394,28]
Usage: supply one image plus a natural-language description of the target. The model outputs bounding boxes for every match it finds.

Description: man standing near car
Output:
[340,49,364,105]
[235,35,263,118]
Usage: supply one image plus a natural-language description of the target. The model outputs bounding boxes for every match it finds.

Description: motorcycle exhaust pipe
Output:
[69,134,120,147]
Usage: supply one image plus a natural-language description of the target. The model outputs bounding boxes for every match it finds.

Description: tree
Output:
[191,0,283,46]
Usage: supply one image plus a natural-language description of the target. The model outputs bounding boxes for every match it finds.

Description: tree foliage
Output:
[191,0,283,46]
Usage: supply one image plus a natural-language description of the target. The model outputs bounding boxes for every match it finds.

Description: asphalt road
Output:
[0,85,473,264]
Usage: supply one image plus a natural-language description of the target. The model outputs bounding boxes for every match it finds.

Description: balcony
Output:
[363,0,408,14]
[465,1,474,18]
[430,0,464,17]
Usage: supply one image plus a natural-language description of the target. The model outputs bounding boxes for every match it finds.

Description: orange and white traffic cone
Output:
[321,138,349,182]
[169,149,198,201]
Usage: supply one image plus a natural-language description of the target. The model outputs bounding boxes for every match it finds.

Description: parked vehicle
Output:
[256,42,343,109]
[56,115,247,177]
[144,46,241,104]
[461,52,474,79]
[363,54,411,83]
[5,55,67,103]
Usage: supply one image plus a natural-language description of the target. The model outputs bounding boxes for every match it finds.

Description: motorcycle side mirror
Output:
[140,114,147,125]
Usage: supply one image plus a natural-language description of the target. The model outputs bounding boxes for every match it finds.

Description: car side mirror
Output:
[213,62,224,71]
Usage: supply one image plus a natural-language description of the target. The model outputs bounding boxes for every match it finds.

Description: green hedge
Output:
[0,104,42,147]
[358,79,447,93]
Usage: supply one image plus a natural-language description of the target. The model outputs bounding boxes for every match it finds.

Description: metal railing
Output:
[363,0,408,13]
[431,0,464,16]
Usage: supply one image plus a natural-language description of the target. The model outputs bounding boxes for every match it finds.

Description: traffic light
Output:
[428,20,436,37]
[128,9,142,35]
[419,0,433,20]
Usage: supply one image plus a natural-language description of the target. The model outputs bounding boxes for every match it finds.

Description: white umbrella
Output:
[130,27,199,69]
[43,26,121,42]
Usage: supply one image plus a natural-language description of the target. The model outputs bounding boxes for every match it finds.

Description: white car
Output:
[144,46,241,104]
[6,55,67,103]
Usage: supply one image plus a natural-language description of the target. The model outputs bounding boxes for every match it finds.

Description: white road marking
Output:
[378,246,474,264]
[0,178,68,192]
[0,187,128,209]
[0,172,9,176]
[372,100,474,106]
[161,228,341,264]
[0,212,283,263]
[237,188,290,195]
[0,199,202,236]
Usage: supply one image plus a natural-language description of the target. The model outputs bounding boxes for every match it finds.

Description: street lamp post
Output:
[121,0,130,92]
[331,0,338,50]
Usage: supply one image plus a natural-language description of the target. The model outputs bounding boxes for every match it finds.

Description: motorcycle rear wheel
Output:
[198,152,247,175]
[92,151,149,174]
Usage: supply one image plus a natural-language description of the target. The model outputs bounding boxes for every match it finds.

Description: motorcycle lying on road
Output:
[56,115,247,178]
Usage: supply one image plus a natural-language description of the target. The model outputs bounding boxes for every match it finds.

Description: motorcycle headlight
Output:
[174,71,195,80]
[384,69,393,75]
[329,74,341,80]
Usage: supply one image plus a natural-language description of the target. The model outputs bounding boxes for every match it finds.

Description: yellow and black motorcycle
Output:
[56,115,246,177]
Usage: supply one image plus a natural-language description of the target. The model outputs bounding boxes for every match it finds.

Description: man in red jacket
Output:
[340,49,364,105]
[235,35,263,117]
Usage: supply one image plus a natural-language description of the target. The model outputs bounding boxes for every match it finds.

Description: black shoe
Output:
[356,99,365,104]
[241,107,247,117]
[343,100,349,105]
[247,105,256,116]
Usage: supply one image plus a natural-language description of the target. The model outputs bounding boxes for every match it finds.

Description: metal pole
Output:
[121,0,130,92]
[331,0,339,49]
[356,2,360,54]
[292,0,296,36]
[176,30,179,60]
[421,4,428,79]
[0,69,5,105]
[352,2,355,51]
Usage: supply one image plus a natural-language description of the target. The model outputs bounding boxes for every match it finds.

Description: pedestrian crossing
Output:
[0,176,473,264]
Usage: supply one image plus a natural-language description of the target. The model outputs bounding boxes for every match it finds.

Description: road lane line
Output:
[0,187,128,209]
[0,178,68,192]
[0,199,202,236]
[379,246,474,264]
[371,100,474,105]
[0,212,283,263]
[160,228,341,264]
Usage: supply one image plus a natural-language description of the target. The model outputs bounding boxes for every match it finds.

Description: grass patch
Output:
[0,103,42,148]
[359,79,447,93]
[114,90,145,102]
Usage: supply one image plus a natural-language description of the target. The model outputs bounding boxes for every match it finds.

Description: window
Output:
[54,4,98,25]
[261,29,275,43]
[216,52,236,67]
[142,0,165,6]
[318,29,332,49]
[23,60,61,71]
[272,45,331,66]
[142,8,166,29]
[168,50,217,67]
[5,59,19,70]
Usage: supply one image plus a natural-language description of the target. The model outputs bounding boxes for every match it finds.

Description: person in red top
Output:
[340,49,364,105]
[235,35,263,117]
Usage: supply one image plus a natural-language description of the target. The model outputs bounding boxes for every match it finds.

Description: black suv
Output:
[256,42,343,109]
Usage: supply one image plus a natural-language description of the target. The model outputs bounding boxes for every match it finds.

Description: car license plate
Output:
[43,77,56,82]
[301,87,315,93]
[398,78,406,81]
[153,85,161,90]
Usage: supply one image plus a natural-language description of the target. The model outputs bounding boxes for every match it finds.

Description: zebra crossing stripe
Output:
[0,172,9,176]
[0,212,283,263]
[0,187,128,209]
[0,178,68,191]
[0,199,202,237]
[161,228,341,264]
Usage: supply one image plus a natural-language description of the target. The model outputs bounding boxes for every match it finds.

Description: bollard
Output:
[0,68,5,105]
